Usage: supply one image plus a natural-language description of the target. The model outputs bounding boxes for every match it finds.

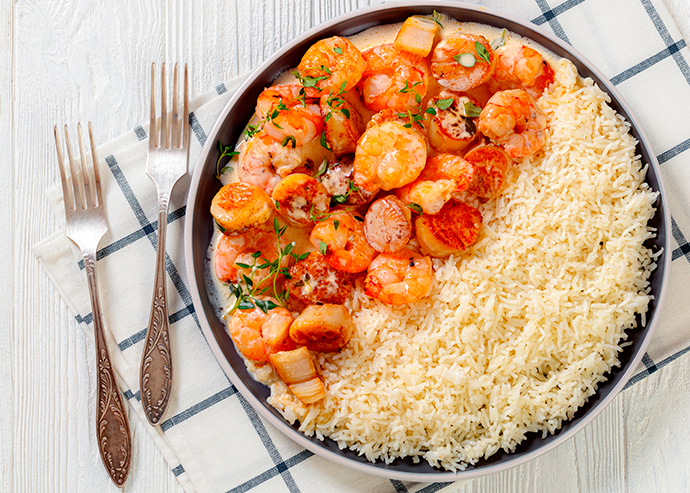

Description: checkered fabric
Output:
[33,0,690,491]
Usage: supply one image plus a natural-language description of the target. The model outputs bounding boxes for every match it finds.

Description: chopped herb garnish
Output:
[333,219,340,230]
[214,218,227,232]
[334,46,343,55]
[291,69,329,89]
[319,241,328,255]
[315,158,329,178]
[476,42,491,64]
[320,131,331,150]
[282,135,296,148]
[454,53,476,67]
[426,107,437,115]
[215,140,239,180]
[463,100,482,118]
[406,203,424,215]
[491,29,507,50]
[431,9,444,29]
[435,97,454,110]
[225,217,301,315]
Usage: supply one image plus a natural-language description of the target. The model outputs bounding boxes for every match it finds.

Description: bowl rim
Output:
[184,0,671,481]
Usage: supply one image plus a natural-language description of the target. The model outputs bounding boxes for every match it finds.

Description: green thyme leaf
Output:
[476,42,491,64]
[340,108,351,119]
[238,299,255,310]
[454,53,476,67]
[315,158,328,177]
[426,107,437,115]
[334,46,343,55]
[463,101,482,118]
[320,131,331,150]
[406,203,424,215]
[214,219,226,232]
[282,135,296,148]
[435,97,454,110]
[319,241,328,255]
[333,219,340,230]
[491,29,507,50]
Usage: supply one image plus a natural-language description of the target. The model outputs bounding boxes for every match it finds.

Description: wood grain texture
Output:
[2,0,690,492]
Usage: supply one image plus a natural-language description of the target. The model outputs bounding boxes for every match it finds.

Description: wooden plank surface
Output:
[1,0,689,492]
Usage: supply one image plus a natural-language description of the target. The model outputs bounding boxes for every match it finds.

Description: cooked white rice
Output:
[265,59,660,470]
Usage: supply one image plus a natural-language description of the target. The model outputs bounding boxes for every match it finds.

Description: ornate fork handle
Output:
[141,190,174,425]
[85,250,132,487]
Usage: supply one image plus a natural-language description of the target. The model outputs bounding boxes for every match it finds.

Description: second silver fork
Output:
[141,62,189,426]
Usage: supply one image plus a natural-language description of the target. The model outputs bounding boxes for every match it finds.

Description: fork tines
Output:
[149,62,189,151]
[53,122,102,212]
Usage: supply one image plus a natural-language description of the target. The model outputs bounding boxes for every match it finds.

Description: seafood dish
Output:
[206,12,660,470]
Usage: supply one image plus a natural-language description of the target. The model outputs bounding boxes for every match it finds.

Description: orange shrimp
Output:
[364,249,433,305]
[310,211,376,273]
[421,154,474,191]
[320,94,364,156]
[464,145,512,198]
[396,178,457,216]
[430,33,496,92]
[227,305,295,362]
[478,89,547,158]
[353,120,427,192]
[297,36,367,92]
[491,44,555,99]
[363,195,412,253]
[255,84,323,145]
[359,44,431,112]
[214,226,287,290]
[415,200,482,258]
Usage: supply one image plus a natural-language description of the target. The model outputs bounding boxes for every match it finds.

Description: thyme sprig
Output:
[225,217,310,315]
[215,140,240,180]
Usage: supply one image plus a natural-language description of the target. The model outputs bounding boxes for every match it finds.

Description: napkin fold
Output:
[33,0,690,492]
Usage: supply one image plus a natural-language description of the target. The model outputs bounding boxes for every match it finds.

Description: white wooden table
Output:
[2,1,690,491]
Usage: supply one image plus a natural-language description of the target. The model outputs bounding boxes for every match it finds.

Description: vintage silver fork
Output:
[141,62,189,426]
[54,123,132,487]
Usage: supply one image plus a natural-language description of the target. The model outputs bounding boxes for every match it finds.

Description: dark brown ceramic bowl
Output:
[184,1,670,481]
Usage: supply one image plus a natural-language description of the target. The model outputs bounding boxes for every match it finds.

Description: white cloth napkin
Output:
[33,0,690,491]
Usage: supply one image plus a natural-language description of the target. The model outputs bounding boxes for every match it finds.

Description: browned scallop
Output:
[320,96,364,157]
[415,200,482,257]
[283,252,355,307]
[211,182,274,236]
[364,195,413,253]
[272,174,330,228]
[319,155,377,206]
[464,145,512,198]
[289,304,354,352]
[426,91,481,153]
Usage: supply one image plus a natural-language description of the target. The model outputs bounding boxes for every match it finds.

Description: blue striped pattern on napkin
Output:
[33,0,690,491]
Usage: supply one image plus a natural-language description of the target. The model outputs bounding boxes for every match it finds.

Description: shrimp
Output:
[289,304,354,352]
[310,211,376,273]
[363,195,412,253]
[415,200,482,257]
[319,155,377,206]
[211,182,274,236]
[426,91,481,153]
[430,33,496,92]
[464,145,512,198]
[297,36,367,92]
[353,120,427,192]
[227,305,295,362]
[421,154,474,191]
[478,89,547,158]
[359,44,431,112]
[272,174,330,228]
[255,84,323,145]
[364,249,433,305]
[492,44,555,99]
[214,225,287,290]
[320,94,364,157]
[238,131,328,195]
[396,178,457,215]
[283,252,355,307]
